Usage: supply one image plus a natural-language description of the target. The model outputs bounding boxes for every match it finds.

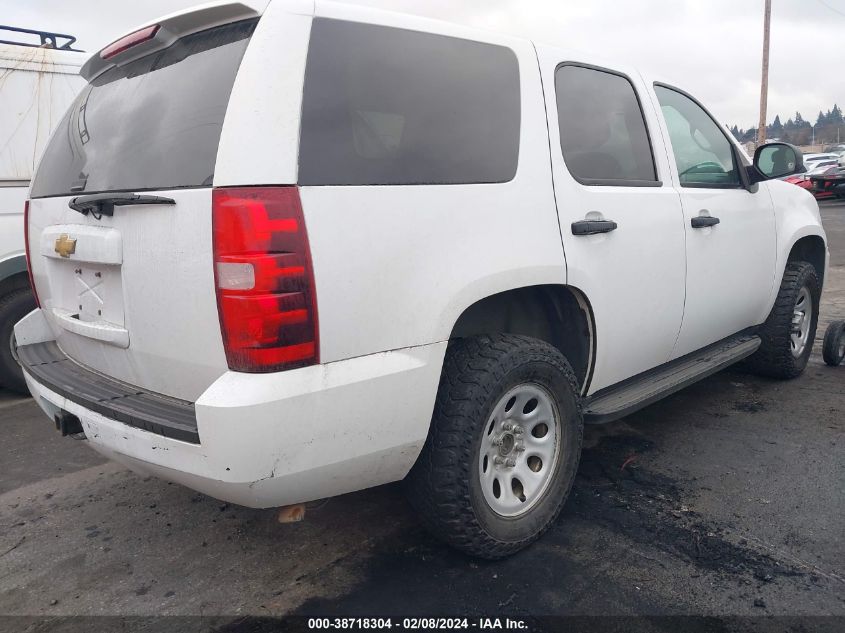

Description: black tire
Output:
[746,261,820,379]
[822,320,845,367]
[405,334,583,559]
[0,287,36,394]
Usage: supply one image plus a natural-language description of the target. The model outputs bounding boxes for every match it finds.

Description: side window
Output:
[654,85,741,188]
[555,64,658,185]
[298,19,521,186]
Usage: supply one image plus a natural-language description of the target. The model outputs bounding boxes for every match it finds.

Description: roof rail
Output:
[0,25,83,51]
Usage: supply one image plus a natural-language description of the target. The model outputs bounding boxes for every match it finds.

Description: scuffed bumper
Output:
[18,309,445,508]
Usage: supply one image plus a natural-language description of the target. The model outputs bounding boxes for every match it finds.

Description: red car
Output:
[808,167,845,200]
[785,167,842,200]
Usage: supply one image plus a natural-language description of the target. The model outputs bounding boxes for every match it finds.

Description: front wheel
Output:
[746,261,820,379]
[405,334,583,559]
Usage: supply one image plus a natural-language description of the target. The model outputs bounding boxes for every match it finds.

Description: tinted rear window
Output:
[30,20,257,198]
[298,19,521,186]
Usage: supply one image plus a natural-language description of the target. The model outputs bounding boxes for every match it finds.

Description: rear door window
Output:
[30,19,257,198]
[555,64,659,186]
[298,19,521,186]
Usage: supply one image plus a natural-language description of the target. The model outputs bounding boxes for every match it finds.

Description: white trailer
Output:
[0,29,86,392]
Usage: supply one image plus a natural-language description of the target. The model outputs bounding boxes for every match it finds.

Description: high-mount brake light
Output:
[212,187,319,373]
[23,200,40,307]
[100,25,160,60]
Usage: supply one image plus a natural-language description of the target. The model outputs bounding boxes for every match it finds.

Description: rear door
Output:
[27,18,260,401]
[537,52,687,393]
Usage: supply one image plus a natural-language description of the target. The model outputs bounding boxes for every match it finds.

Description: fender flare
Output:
[779,226,828,280]
[763,227,828,321]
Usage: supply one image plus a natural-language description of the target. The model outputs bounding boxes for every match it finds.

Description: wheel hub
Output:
[495,431,519,457]
[790,286,813,358]
[478,384,561,517]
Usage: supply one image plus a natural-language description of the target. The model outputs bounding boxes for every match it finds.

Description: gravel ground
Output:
[0,202,843,628]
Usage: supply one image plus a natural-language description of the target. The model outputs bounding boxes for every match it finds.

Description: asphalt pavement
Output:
[1,202,843,628]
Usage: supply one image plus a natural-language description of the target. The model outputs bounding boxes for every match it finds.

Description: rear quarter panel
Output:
[217,2,566,364]
[299,7,565,363]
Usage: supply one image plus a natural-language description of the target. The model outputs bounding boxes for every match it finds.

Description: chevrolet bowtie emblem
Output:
[54,234,77,258]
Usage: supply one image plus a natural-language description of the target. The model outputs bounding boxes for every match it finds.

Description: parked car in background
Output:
[802,153,841,172]
[810,167,845,200]
[802,161,841,178]
[0,26,85,393]
[785,167,839,200]
[16,0,828,558]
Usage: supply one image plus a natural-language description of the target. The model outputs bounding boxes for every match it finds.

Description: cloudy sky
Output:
[3,0,842,129]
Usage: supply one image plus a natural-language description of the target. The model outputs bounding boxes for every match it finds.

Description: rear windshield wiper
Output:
[69,193,176,218]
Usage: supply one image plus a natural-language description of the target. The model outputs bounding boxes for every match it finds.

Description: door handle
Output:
[571,220,618,236]
[691,215,720,228]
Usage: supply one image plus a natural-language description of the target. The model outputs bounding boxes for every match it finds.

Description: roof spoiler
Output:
[80,1,267,81]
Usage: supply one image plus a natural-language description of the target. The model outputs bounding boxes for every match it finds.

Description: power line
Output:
[815,0,845,18]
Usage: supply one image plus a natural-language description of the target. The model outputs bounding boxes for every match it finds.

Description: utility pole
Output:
[757,0,772,146]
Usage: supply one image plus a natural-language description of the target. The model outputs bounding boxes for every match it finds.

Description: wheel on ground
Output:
[822,320,845,367]
[405,333,583,559]
[746,261,820,379]
[0,287,36,394]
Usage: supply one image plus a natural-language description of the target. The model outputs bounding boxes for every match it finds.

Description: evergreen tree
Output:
[735,106,843,145]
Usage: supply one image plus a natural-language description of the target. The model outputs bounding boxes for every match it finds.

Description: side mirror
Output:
[752,142,805,181]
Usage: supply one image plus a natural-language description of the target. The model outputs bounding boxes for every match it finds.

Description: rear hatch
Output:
[27,17,259,401]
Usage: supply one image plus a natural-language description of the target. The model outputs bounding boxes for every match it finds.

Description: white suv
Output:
[17,0,828,558]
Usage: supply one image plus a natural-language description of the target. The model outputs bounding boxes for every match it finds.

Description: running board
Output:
[584,334,761,424]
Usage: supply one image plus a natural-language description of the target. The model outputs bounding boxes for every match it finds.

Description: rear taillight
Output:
[212,187,318,373]
[23,200,40,308]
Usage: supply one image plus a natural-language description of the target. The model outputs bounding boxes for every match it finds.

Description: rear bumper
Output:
[17,341,199,443]
[16,309,446,508]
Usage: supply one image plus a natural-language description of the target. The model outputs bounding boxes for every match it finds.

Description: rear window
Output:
[30,20,257,198]
[298,19,521,186]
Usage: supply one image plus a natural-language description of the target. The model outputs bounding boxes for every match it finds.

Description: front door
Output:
[651,85,777,358]
[539,54,688,393]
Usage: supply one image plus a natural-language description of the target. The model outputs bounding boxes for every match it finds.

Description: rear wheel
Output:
[746,261,820,379]
[405,334,583,559]
[0,287,36,394]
